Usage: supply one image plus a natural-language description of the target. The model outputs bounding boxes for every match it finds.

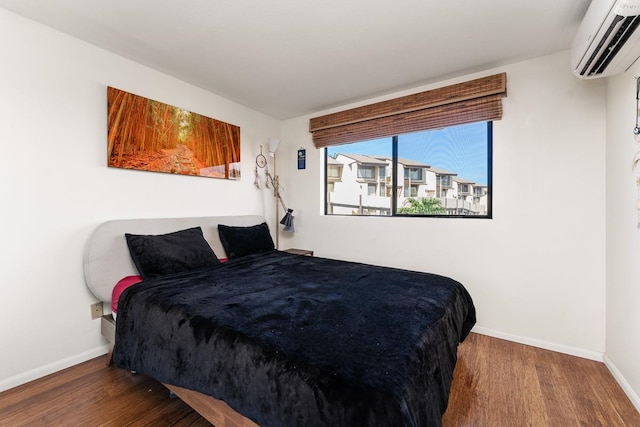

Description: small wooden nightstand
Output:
[101,314,116,366]
[284,248,314,256]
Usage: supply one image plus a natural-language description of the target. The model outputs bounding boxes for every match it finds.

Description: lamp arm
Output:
[266,171,289,211]
[277,192,288,212]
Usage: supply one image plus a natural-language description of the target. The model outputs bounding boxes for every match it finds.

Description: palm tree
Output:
[397,197,446,215]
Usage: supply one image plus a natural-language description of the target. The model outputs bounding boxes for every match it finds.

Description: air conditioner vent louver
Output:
[580,14,640,77]
[572,0,640,79]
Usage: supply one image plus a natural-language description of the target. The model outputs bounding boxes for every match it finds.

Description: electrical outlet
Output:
[90,302,103,320]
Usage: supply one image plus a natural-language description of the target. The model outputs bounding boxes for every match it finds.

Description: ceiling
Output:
[0,0,591,119]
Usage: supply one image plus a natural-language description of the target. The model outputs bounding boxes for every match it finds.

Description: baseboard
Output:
[0,344,108,393]
[604,355,640,413]
[472,326,604,362]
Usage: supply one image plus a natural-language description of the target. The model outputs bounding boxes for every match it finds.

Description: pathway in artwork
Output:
[168,144,198,175]
[112,143,200,175]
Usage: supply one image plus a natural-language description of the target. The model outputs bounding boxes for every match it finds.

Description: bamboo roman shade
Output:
[309,72,507,148]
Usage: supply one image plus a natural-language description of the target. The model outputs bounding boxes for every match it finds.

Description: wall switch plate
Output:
[90,302,103,320]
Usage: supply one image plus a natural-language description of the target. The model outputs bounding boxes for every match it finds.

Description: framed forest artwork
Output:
[107,87,241,179]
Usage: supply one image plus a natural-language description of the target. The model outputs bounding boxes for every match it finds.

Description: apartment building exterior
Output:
[326,153,488,216]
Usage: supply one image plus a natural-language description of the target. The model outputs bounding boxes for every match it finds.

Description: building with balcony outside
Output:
[328,154,390,215]
[327,153,488,215]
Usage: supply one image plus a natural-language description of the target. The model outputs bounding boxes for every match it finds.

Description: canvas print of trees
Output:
[107,87,241,179]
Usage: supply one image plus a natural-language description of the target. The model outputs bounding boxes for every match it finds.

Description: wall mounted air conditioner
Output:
[572,0,640,78]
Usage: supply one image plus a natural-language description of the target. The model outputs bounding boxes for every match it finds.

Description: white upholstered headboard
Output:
[83,215,266,304]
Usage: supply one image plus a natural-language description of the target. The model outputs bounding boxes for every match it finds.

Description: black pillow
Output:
[218,222,275,259]
[125,227,220,280]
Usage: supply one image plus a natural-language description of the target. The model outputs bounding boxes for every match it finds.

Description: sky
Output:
[327,121,490,185]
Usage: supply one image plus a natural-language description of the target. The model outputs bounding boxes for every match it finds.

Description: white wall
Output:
[605,65,640,410]
[281,51,608,359]
[0,9,280,391]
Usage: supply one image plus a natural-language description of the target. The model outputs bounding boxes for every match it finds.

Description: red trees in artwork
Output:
[107,87,240,179]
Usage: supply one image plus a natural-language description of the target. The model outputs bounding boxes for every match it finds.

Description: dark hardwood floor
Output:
[1,333,638,426]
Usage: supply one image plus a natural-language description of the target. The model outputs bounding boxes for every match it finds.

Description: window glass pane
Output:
[326,138,392,216]
[408,168,422,181]
[358,166,375,179]
[328,165,340,178]
[325,122,490,218]
[397,122,490,216]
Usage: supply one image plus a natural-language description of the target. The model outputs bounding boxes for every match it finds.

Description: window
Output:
[327,165,341,179]
[325,121,492,217]
[404,185,418,197]
[357,165,375,180]
[438,175,452,188]
[404,167,423,182]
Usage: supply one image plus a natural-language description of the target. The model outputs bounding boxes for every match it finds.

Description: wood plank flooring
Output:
[1,333,638,426]
[442,333,640,426]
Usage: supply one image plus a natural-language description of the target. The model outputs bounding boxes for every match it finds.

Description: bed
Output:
[83,215,476,427]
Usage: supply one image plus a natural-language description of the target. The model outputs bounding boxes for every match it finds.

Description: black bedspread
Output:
[114,251,475,427]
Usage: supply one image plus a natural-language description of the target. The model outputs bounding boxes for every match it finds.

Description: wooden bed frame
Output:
[164,384,259,427]
[85,215,268,426]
